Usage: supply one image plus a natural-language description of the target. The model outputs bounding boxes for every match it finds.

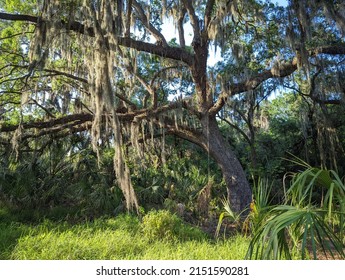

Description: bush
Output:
[141,210,206,242]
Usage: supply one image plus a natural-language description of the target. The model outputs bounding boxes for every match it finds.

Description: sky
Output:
[274,0,288,7]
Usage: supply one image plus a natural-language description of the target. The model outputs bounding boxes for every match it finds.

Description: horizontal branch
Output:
[164,119,204,148]
[0,96,194,136]
[311,44,345,55]
[210,44,345,115]
[0,12,40,23]
[0,113,93,133]
[0,12,194,66]
[117,37,194,65]
[230,60,298,94]
[42,68,88,84]
[209,58,298,115]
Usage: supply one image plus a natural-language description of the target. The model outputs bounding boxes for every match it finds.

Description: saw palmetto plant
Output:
[247,157,345,260]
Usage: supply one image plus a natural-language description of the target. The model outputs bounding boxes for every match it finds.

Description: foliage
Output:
[141,209,206,242]
[287,158,345,207]
[247,159,345,260]
[0,212,249,260]
[286,157,345,241]
[131,141,224,213]
[215,197,242,238]
[244,177,274,233]
[246,205,345,260]
[216,177,274,238]
[0,139,123,218]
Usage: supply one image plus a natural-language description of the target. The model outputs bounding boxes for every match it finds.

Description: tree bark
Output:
[171,114,253,215]
[201,115,252,215]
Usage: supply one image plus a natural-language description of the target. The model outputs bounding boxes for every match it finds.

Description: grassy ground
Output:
[0,208,250,260]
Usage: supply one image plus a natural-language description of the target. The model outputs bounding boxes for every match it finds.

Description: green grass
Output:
[0,211,250,260]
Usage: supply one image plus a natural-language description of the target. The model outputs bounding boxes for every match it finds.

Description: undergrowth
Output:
[0,210,250,260]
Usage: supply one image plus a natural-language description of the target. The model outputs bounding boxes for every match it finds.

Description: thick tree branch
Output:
[0,113,92,133]
[0,12,194,66]
[0,96,196,135]
[0,12,40,23]
[210,45,345,115]
[182,0,201,44]
[209,57,298,115]
[177,7,187,48]
[229,58,299,94]
[311,44,345,55]
[125,0,133,37]
[0,111,133,136]
[165,121,204,149]
[22,120,90,140]
[204,0,216,31]
[118,37,194,65]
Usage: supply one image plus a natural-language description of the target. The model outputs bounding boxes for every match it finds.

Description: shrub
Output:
[141,210,206,242]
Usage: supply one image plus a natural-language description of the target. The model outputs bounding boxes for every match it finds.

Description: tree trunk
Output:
[201,115,252,215]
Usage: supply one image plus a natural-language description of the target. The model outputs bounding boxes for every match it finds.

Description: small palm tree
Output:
[286,157,345,235]
[246,205,345,259]
[215,197,243,238]
[216,178,273,238]
[246,157,345,260]
[245,177,273,233]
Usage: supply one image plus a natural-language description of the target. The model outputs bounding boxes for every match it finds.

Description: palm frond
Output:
[246,205,345,260]
[215,197,243,238]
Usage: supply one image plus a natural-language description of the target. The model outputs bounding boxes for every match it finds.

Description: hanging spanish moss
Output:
[83,0,139,211]
[11,124,22,160]
[287,0,345,75]
[320,0,345,35]
[25,0,140,211]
